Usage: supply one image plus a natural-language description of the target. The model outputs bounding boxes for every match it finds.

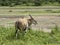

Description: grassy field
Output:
[0,6,60,16]
[0,26,60,45]
[0,6,60,45]
[0,27,60,45]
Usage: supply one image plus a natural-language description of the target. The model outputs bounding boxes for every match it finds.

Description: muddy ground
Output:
[0,15,60,32]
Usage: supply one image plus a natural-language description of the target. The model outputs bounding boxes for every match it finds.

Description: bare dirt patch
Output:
[0,15,60,32]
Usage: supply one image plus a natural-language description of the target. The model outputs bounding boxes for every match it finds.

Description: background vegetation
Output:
[0,0,60,6]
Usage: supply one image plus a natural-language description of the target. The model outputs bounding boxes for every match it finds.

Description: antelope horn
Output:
[29,14,33,19]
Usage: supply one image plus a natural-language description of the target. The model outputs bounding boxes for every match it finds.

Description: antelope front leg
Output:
[25,24,29,33]
[28,26,31,30]
[15,27,18,38]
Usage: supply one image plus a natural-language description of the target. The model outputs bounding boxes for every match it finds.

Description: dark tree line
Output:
[0,0,60,6]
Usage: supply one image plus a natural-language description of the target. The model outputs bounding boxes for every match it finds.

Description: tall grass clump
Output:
[50,24,60,44]
[0,26,60,45]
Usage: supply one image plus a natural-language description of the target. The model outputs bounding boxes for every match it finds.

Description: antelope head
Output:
[28,14,37,25]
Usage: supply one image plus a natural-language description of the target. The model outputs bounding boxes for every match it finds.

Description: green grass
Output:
[0,6,60,8]
[0,9,60,16]
[0,26,60,45]
[0,6,60,16]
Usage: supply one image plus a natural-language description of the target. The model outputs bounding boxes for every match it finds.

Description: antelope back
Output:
[18,18,28,26]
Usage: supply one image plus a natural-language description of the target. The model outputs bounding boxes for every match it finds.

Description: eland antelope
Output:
[15,15,37,37]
